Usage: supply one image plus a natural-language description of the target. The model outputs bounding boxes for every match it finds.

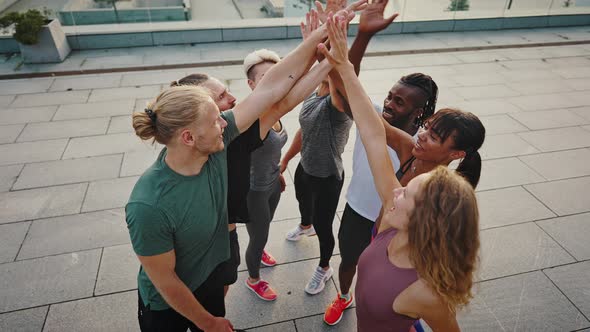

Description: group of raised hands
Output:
[300,0,399,67]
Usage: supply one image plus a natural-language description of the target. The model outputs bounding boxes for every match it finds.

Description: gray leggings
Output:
[245,180,282,279]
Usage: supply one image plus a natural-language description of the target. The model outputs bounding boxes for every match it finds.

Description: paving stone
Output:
[0,249,101,312]
[63,133,156,159]
[0,138,67,166]
[479,222,575,281]
[499,69,563,83]
[537,213,590,261]
[88,85,162,103]
[452,84,521,100]
[82,176,139,212]
[506,79,575,95]
[0,164,22,192]
[450,62,507,75]
[53,100,135,121]
[449,72,509,87]
[454,50,510,63]
[248,321,297,332]
[462,271,589,332]
[0,95,14,106]
[499,59,552,70]
[510,109,588,130]
[17,209,129,260]
[565,77,590,91]
[82,55,145,70]
[480,133,539,160]
[479,114,528,135]
[0,221,29,263]
[518,126,590,152]
[520,149,590,181]
[0,306,48,332]
[11,90,90,108]
[17,118,109,142]
[43,291,138,332]
[120,149,162,177]
[273,186,301,221]
[477,158,544,191]
[225,259,338,330]
[446,100,522,117]
[107,115,133,134]
[526,176,590,216]
[49,74,122,92]
[95,244,138,296]
[120,70,187,87]
[0,78,53,95]
[0,106,57,125]
[545,261,590,318]
[508,91,590,111]
[0,183,87,224]
[13,154,122,190]
[476,186,556,229]
[553,67,590,79]
[295,311,357,332]
[0,124,23,144]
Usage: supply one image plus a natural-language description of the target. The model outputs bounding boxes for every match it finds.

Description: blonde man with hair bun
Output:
[125,11,339,331]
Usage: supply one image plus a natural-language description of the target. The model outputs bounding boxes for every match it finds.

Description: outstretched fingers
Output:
[321,15,349,66]
[347,0,369,12]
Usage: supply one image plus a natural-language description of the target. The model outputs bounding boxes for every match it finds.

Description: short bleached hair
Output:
[243,49,281,80]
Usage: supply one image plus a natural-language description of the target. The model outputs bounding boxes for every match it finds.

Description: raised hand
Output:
[300,9,320,40]
[358,0,399,35]
[318,14,351,69]
[316,0,368,24]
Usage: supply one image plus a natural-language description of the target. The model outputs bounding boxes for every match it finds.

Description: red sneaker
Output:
[324,294,354,325]
[245,279,277,301]
[261,250,277,267]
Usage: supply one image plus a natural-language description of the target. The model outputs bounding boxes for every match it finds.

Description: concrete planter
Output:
[18,19,71,64]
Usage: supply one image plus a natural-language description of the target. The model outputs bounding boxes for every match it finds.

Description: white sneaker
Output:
[285,225,316,241]
[305,266,334,295]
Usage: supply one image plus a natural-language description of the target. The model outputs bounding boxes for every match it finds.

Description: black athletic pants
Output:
[137,263,226,332]
[294,163,344,268]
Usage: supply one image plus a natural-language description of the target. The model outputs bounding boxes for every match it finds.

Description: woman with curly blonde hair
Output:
[319,14,479,331]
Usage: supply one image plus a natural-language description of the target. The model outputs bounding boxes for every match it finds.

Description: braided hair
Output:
[399,73,438,127]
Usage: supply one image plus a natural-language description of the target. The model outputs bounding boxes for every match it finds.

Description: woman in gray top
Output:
[241,41,334,300]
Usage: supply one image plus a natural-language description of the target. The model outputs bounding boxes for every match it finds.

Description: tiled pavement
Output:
[1,29,590,331]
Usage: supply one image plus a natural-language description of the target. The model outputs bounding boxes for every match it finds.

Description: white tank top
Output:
[346,104,402,222]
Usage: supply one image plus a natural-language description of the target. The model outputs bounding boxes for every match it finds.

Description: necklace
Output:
[411,159,417,174]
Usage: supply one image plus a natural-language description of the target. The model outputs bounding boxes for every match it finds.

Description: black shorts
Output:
[219,228,240,286]
[338,203,374,268]
[137,262,226,332]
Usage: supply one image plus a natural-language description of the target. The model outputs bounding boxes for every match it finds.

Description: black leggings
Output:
[294,163,344,268]
[137,263,226,332]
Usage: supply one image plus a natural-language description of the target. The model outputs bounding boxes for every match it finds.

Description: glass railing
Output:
[1,0,589,35]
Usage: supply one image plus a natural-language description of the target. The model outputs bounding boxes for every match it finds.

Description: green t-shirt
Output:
[125,111,240,310]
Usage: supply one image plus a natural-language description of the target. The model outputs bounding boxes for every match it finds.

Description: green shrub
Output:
[0,9,50,45]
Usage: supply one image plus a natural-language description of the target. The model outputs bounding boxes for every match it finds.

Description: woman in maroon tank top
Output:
[319,15,480,331]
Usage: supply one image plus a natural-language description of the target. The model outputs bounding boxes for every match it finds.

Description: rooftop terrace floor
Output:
[1,26,590,331]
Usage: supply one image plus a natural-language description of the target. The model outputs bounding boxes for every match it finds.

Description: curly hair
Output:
[407,166,480,312]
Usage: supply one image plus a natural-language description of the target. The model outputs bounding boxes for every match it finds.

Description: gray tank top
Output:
[356,228,419,332]
[249,121,288,191]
